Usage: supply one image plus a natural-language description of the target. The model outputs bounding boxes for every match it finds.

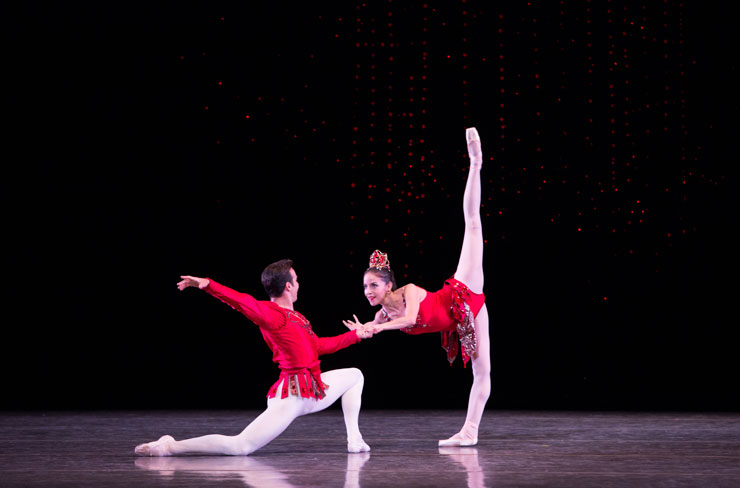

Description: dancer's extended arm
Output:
[315,325,372,355]
[375,284,423,331]
[344,284,424,332]
[177,275,285,330]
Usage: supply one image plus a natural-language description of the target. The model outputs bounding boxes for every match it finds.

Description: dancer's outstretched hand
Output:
[177,275,210,291]
[343,314,363,331]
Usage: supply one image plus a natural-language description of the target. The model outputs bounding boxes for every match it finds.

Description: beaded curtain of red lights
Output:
[174,0,723,297]
[318,1,719,290]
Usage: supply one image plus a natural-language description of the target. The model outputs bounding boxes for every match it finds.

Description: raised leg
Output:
[454,127,484,294]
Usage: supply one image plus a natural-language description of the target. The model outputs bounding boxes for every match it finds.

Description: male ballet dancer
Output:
[135,259,372,455]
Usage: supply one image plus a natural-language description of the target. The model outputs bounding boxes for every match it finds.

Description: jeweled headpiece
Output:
[369,249,391,271]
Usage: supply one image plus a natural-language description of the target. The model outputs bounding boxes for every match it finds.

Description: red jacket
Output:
[205,279,360,399]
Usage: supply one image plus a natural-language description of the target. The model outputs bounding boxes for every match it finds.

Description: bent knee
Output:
[348,367,364,384]
[338,367,365,390]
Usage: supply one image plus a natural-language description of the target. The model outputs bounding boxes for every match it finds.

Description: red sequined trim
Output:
[267,370,328,400]
[442,279,479,367]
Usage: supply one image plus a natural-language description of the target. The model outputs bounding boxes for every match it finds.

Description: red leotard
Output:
[384,277,485,367]
[205,279,361,400]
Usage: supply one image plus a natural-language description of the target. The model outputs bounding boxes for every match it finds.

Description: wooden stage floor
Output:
[1,410,739,487]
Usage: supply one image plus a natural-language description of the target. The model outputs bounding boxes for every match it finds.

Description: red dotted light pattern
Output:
[175,1,721,287]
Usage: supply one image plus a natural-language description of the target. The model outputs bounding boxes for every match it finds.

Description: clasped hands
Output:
[343,315,384,339]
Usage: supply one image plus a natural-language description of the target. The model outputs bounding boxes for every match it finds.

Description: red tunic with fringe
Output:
[205,279,361,400]
[385,278,485,367]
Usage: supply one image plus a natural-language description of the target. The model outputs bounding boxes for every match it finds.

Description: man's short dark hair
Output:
[261,259,294,297]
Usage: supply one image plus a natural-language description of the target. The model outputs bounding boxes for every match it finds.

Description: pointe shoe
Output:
[465,128,482,167]
[466,127,480,144]
[438,434,478,447]
[135,435,175,456]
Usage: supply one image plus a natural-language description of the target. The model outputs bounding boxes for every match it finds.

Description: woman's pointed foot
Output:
[466,128,483,168]
[466,127,480,144]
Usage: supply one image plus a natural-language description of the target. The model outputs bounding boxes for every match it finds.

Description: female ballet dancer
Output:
[135,259,373,456]
[344,128,490,447]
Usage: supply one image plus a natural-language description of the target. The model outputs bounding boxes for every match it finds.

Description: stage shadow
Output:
[135,452,371,488]
[438,447,486,488]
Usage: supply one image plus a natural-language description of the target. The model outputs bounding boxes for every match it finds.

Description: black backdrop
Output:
[3,2,737,411]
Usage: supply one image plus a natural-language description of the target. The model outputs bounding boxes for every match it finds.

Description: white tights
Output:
[135,368,369,456]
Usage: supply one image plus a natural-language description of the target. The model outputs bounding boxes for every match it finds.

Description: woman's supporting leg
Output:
[439,304,491,446]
